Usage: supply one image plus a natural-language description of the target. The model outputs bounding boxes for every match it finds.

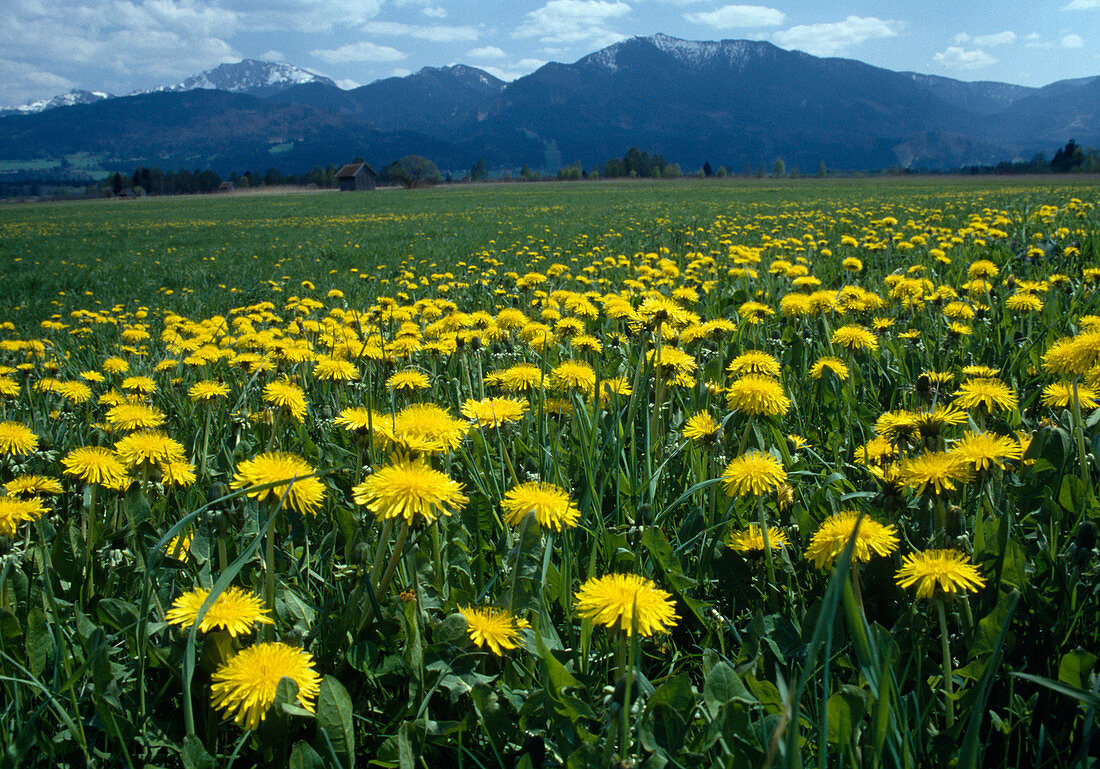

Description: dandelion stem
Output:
[937,599,955,730]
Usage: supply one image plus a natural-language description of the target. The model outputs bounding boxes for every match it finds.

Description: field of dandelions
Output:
[0,179,1099,768]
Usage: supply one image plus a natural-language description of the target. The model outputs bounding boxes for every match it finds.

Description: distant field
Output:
[2,176,1098,330]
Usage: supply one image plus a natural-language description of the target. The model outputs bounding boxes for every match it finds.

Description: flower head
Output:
[727,350,781,378]
[683,412,720,443]
[0,496,47,537]
[725,375,790,417]
[458,606,530,655]
[461,397,528,429]
[831,325,879,352]
[114,430,187,470]
[721,451,787,497]
[895,549,985,599]
[1042,381,1099,410]
[954,378,1016,413]
[105,402,166,432]
[804,510,899,570]
[166,586,274,636]
[352,457,468,526]
[726,524,790,554]
[61,446,129,488]
[501,481,580,531]
[374,403,469,454]
[899,451,972,495]
[950,430,1023,472]
[0,422,38,456]
[551,360,596,395]
[387,369,430,391]
[5,475,63,497]
[209,642,321,731]
[262,379,308,422]
[230,452,325,516]
[190,380,230,402]
[574,573,679,637]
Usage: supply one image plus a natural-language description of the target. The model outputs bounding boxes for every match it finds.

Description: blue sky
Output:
[2,1,1099,106]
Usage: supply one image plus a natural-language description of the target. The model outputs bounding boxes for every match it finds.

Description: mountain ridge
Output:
[1,34,1097,175]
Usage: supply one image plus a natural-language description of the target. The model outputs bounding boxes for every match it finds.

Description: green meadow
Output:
[0,177,1098,768]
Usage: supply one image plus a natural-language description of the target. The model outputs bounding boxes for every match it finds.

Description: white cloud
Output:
[515,1,631,46]
[422,6,447,18]
[1063,0,1100,9]
[390,67,412,77]
[973,30,1016,46]
[933,46,996,70]
[478,58,547,82]
[0,58,76,106]
[259,49,285,61]
[223,0,385,33]
[360,20,479,42]
[310,41,406,63]
[1062,33,1085,47]
[467,45,507,59]
[684,5,785,29]
[771,16,900,56]
[335,78,360,90]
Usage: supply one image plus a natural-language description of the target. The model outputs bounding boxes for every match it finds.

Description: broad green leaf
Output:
[316,675,355,769]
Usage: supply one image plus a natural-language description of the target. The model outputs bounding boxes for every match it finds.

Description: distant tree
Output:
[716,166,728,178]
[1085,147,1100,173]
[470,158,488,181]
[661,163,682,178]
[383,155,442,188]
[817,160,827,178]
[773,158,786,177]
[111,172,123,195]
[557,162,583,181]
[520,164,537,181]
[1052,139,1084,172]
[703,161,714,177]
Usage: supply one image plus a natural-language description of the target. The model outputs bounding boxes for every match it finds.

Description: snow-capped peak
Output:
[133,60,336,98]
[0,90,112,116]
[582,33,773,72]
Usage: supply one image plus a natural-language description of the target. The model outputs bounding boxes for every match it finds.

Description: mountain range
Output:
[1,34,1097,177]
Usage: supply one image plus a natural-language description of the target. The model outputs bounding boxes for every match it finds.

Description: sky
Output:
[3,0,1100,106]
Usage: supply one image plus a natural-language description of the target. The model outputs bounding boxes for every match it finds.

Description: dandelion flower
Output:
[832,325,879,352]
[727,350,781,378]
[721,451,787,497]
[352,457,468,526]
[387,369,430,391]
[262,379,308,422]
[551,360,596,395]
[1042,381,1099,410]
[458,606,530,656]
[166,586,274,637]
[809,356,850,381]
[804,511,899,570]
[0,496,47,537]
[56,381,93,404]
[953,378,1016,413]
[683,412,720,443]
[895,549,985,599]
[160,459,197,487]
[114,430,187,470]
[501,481,580,531]
[725,375,790,417]
[209,642,321,731]
[950,431,1023,472]
[231,452,325,516]
[726,524,790,553]
[574,573,679,637]
[313,357,358,382]
[461,397,528,429]
[494,363,543,392]
[121,376,157,396]
[375,404,469,454]
[106,402,166,431]
[5,475,63,497]
[62,446,129,488]
[334,407,383,434]
[0,422,38,456]
[898,451,972,495]
[189,380,230,402]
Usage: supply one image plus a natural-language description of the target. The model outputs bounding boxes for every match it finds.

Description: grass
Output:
[0,176,1098,767]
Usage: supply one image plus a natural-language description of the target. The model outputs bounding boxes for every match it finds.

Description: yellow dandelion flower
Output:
[804,510,899,570]
[261,378,308,423]
[895,549,985,599]
[114,430,187,470]
[0,496,48,537]
[230,452,325,516]
[0,422,38,456]
[209,642,321,731]
[166,586,274,636]
[574,573,679,637]
[501,481,580,531]
[950,431,1023,472]
[726,524,790,553]
[352,456,468,526]
[105,402,166,432]
[461,397,528,429]
[898,451,972,495]
[809,356,849,381]
[5,475,63,497]
[953,378,1016,413]
[725,375,790,417]
[61,446,129,487]
[387,369,430,391]
[721,451,787,497]
[458,606,530,656]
